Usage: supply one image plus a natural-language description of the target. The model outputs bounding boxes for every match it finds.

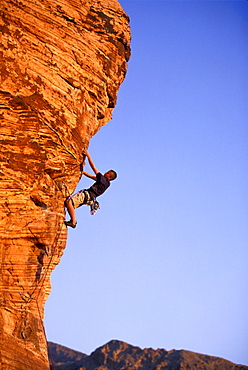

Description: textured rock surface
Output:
[0,0,130,368]
[48,340,248,370]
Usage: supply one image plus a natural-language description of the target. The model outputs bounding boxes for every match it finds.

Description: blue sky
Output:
[45,0,248,366]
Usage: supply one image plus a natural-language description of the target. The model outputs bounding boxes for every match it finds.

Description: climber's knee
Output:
[65,197,72,207]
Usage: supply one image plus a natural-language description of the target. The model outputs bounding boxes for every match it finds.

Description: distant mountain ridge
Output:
[48,340,248,370]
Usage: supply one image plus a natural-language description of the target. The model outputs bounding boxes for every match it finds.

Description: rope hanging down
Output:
[16,218,64,369]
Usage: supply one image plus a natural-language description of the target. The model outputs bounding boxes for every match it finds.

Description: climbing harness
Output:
[78,190,100,215]
[63,184,101,216]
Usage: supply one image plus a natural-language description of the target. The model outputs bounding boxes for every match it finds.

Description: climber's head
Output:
[104,170,117,181]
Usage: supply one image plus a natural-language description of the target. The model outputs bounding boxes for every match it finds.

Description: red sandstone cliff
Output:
[0,0,130,368]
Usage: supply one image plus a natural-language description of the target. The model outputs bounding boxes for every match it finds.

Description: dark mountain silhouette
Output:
[48,340,248,370]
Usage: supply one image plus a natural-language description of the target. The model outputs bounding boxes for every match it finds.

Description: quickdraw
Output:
[90,199,100,215]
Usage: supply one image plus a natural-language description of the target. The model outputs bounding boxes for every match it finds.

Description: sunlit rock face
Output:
[0,0,130,368]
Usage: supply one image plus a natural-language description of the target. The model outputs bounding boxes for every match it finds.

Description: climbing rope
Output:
[0,94,88,368]
[17,215,65,369]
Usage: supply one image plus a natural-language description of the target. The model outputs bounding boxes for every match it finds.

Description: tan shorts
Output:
[71,190,93,209]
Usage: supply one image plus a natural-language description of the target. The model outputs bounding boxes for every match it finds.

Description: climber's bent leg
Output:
[65,197,77,228]
[64,190,90,228]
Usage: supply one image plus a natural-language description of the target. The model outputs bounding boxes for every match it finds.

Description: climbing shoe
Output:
[64,221,77,228]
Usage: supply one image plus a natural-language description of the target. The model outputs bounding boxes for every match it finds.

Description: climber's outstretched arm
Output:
[84,150,99,175]
[82,171,97,181]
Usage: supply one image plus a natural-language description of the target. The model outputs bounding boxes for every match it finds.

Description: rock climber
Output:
[64,149,117,228]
